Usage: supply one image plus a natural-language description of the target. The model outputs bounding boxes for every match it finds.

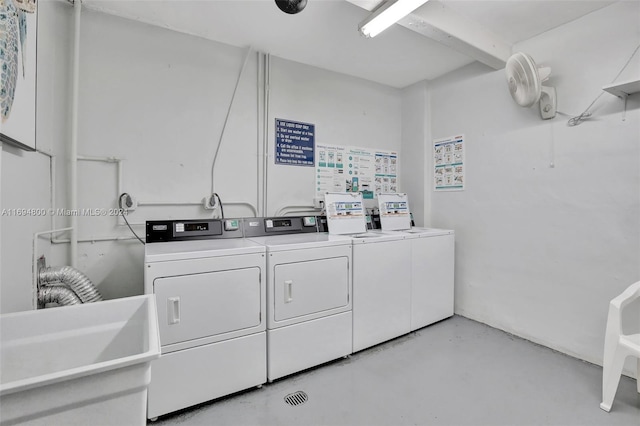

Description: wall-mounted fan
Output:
[506,52,556,120]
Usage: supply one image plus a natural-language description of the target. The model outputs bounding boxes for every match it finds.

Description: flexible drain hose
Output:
[39,266,103,303]
[38,285,83,306]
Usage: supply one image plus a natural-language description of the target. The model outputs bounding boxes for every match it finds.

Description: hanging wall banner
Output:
[434,134,464,191]
[316,144,399,199]
[275,118,315,166]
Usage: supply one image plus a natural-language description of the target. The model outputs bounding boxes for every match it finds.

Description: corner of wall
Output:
[423,80,432,227]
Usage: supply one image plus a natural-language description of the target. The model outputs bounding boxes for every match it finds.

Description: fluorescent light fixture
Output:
[358,0,429,38]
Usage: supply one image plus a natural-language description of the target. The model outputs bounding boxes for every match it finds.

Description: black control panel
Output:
[242,216,319,238]
[146,219,242,243]
[147,216,323,242]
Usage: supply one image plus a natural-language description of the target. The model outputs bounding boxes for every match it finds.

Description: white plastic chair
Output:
[600,281,640,412]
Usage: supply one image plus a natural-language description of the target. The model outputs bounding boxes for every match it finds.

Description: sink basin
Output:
[0,295,160,426]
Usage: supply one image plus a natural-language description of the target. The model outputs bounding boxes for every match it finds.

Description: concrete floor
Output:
[151,316,639,426]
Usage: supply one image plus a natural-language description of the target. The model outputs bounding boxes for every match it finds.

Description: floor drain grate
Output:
[284,391,308,407]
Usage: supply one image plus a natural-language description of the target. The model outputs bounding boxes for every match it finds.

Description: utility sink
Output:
[0,295,160,426]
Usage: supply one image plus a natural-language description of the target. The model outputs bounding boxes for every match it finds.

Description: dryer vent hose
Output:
[38,266,103,304]
[38,285,83,306]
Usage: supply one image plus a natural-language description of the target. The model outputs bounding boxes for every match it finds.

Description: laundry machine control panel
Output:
[146,219,243,242]
[243,216,319,237]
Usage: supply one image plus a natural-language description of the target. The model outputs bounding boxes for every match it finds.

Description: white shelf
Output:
[602,79,640,98]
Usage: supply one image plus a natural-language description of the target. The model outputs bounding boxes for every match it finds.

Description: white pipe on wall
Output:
[69,0,82,267]
[224,201,258,217]
[137,201,202,207]
[274,205,321,217]
[210,46,253,195]
[35,149,59,239]
[262,53,271,216]
[76,155,121,163]
[257,52,264,217]
[76,155,124,223]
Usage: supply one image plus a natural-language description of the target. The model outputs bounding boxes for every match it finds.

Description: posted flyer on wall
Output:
[316,144,399,199]
[434,135,464,191]
[275,119,315,166]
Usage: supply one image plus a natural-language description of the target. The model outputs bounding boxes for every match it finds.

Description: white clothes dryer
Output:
[245,217,353,381]
[144,219,266,420]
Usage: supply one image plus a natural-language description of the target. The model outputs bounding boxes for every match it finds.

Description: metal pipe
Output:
[69,0,82,267]
[39,265,102,303]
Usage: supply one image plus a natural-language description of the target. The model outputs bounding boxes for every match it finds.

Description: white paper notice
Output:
[434,135,464,191]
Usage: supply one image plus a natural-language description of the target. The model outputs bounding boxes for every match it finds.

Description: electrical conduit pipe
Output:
[69,0,82,267]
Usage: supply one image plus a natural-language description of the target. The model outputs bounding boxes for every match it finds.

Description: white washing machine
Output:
[403,227,454,330]
[324,193,411,353]
[245,217,353,381]
[144,219,266,420]
[376,193,455,331]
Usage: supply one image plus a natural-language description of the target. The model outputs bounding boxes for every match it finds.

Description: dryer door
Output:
[154,268,261,346]
[273,257,349,323]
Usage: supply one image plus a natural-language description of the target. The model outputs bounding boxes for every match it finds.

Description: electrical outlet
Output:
[120,193,137,211]
[202,194,218,210]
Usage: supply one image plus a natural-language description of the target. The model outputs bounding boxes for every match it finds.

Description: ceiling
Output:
[83,0,617,88]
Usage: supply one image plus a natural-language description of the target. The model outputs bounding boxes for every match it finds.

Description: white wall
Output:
[1,0,73,313]
[0,6,403,312]
[427,1,640,371]
[400,81,429,226]
[268,56,403,214]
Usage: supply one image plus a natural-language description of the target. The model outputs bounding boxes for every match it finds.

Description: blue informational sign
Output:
[275,119,315,166]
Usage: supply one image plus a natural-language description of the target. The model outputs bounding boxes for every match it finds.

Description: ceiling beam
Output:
[347,0,511,70]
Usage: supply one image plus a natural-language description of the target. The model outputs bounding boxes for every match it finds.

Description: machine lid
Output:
[247,233,352,251]
[377,193,411,231]
[144,238,265,263]
[400,227,453,237]
[323,192,367,235]
[349,230,406,243]
[368,227,453,238]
